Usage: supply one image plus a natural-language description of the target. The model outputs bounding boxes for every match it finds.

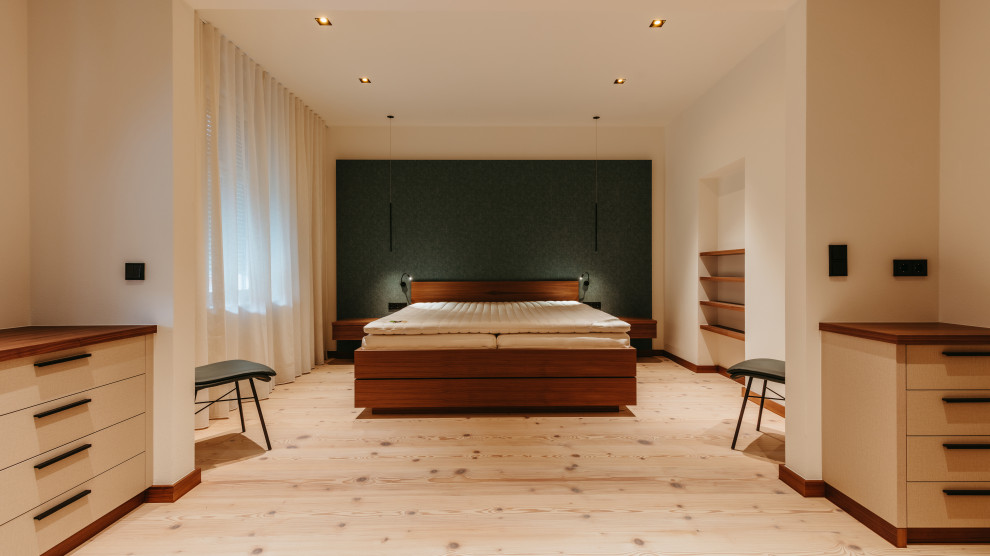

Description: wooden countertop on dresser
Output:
[819,322,990,345]
[0,325,158,363]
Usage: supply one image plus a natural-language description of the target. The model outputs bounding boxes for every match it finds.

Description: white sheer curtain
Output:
[195,22,326,426]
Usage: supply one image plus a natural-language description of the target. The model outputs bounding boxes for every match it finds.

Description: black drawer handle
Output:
[34,353,92,367]
[944,443,990,450]
[34,398,92,419]
[34,444,92,470]
[34,490,91,521]
[944,489,990,496]
[942,351,990,357]
[942,397,990,403]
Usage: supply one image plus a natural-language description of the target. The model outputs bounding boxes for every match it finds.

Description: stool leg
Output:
[756,380,768,432]
[731,376,753,450]
[248,377,272,451]
[234,381,246,433]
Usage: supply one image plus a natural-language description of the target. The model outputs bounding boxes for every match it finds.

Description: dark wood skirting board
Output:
[145,468,202,503]
[778,464,825,497]
[658,350,718,373]
[908,528,990,544]
[40,468,201,556]
[0,325,158,363]
[41,492,146,556]
[825,483,907,547]
[823,481,990,546]
[411,280,579,303]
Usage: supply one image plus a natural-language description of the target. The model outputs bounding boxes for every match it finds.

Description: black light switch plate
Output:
[584,301,602,309]
[893,259,927,277]
[388,302,407,312]
[828,244,847,277]
[125,262,145,280]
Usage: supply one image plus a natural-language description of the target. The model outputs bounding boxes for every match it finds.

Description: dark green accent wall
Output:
[336,160,652,322]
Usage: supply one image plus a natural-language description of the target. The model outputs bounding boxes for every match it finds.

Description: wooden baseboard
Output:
[145,468,202,503]
[908,527,990,544]
[42,491,146,556]
[824,483,906,548]
[662,353,785,417]
[658,350,717,372]
[778,464,825,497]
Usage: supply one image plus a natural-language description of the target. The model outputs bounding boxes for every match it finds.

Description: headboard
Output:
[410,280,580,304]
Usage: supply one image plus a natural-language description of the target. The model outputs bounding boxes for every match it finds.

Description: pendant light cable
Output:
[388,115,394,251]
[593,116,600,252]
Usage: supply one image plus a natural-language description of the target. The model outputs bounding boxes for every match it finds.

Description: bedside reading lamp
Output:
[400,273,413,305]
[579,272,590,302]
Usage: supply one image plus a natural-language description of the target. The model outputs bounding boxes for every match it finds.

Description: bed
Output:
[353,280,637,413]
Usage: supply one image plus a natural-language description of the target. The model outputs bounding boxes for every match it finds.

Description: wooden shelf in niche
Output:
[700,324,746,341]
[699,247,745,342]
[700,300,745,312]
[699,276,744,283]
[699,248,745,257]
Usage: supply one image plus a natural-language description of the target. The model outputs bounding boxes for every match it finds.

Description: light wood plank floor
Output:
[73,357,990,555]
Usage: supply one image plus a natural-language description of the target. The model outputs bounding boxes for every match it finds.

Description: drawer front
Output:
[0,414,145,525]
[906,344,990,390]
[907,481,990,527]
[0,337,147,417]
[906,436,990,481]
[906,390,990,435]
[0,376,146,471]
[0,453,146,556]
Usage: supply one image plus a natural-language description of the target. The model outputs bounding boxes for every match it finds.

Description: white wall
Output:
[939,0,990,328]
[0,0,31,329]
[664,28,787,367]
[327,125,666,349]
[786,0,941,480]
[27,0,198,485]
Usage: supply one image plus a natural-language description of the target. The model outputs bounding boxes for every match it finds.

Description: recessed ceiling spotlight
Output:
[359,77,371,84]
[614,78,626,85]
[315,17,331,26]
[649,19,666,28]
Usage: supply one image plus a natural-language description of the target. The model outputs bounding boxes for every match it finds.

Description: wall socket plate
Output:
[893,259,927,277]
[388,302,408,311]
[124,262,145,280]
[584,301,602,309]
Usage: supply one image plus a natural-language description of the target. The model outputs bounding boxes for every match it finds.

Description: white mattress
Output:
[496,333,630,349]
[364,301,630,335]
[361,333,496,350]
[361,332,630,350]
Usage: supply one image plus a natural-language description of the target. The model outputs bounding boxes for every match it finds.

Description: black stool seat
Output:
[195,360,277,450]
[727,358,785,384]
[195,360,276,390]
[726,358,785,450]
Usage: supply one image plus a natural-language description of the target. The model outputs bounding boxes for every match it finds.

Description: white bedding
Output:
[364,301,630,335]
[496,333,630,349]
[361,333,496,350]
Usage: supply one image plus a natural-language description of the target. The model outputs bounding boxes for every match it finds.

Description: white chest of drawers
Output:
[0,326,156,556]
[821,322,990,547]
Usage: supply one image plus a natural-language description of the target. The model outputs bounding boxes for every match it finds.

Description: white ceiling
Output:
[193,0,795,127]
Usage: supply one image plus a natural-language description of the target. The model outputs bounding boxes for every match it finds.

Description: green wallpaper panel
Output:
[336,160,652,321]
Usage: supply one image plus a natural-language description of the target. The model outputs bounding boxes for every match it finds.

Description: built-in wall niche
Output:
[698,159,745,369]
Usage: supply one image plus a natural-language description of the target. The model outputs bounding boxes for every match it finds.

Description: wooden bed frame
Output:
[353,280,637,413]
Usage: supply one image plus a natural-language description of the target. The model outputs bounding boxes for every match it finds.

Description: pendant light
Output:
[387,114,394,252]
[593,115,600,252]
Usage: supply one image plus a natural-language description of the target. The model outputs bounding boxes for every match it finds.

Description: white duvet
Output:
[364,300,631,335]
